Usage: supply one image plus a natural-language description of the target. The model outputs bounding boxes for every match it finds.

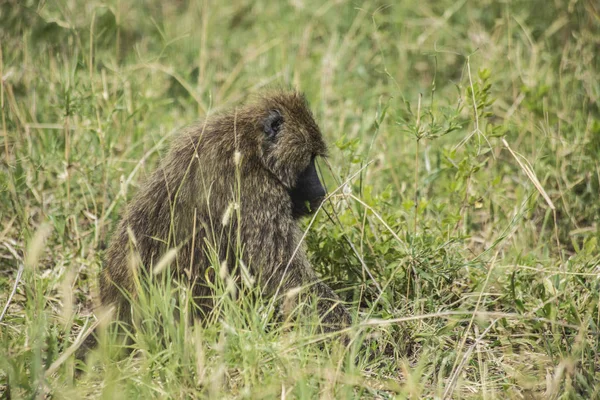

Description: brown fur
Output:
[100,90,351,331]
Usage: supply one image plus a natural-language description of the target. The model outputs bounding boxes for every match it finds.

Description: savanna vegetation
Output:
[1,1,599,398]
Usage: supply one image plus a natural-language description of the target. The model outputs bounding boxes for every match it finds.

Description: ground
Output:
[0,1,599,398]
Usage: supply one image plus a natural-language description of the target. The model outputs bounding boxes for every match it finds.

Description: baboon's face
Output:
[259,93,328,218]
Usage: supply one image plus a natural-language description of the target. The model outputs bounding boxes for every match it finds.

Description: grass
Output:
[1,0,599,398]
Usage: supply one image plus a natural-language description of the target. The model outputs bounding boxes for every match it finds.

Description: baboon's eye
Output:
[263,109,283,139]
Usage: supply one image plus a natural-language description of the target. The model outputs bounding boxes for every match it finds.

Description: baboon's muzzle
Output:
[289,158,326,218]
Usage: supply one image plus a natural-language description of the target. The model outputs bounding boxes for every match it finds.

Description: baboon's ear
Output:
[263,109,283,139]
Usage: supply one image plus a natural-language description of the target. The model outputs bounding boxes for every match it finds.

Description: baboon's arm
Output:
[240,208,351,331]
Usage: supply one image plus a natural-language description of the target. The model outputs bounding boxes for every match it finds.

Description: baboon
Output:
[100,90,351,333]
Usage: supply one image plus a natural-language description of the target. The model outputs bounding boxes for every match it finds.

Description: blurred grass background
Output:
[0,0,599,398]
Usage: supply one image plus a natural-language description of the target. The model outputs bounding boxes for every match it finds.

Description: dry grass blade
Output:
[44,307,114,378]
[501,137,555,210]
[0,261,23,323]
[442,319,499,399]
[1,225,53,322]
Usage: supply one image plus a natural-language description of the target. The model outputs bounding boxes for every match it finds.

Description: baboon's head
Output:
[256,91,328,218]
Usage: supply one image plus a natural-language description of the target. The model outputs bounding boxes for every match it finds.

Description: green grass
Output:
[1,0,599,398]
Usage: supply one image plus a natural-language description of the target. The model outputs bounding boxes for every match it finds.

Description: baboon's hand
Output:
[313,281,352,332]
